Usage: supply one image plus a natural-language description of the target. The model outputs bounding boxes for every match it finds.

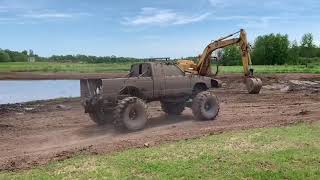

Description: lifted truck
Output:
[80,29,262,131]
[81,62,220,131]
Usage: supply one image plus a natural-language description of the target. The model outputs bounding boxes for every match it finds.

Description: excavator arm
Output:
[197,29,253,76]
[197,37,240,76]
[178,29,262,94]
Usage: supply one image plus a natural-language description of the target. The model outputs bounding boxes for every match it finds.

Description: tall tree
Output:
[22,50,28,56]
[300,33,316,58]
[288,40,300,64]
[251,33,290,65]
[221,45,241,65]
[317,46,320,57]
[0,50,11,62]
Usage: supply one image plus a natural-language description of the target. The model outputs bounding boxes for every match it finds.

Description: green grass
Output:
[1,122,320,179]
[0,62,133,73]
[0,62,319,74]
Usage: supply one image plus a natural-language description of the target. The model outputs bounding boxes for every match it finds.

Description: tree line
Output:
[0,49,30,62]
[0,50,142,63]
[44,55,141,63]
[221,33,320,66]
[1,33,320,65]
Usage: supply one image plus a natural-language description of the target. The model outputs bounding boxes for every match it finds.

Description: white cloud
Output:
[0,1,91,23]
[212,15,282,21]
[237,16,284,29]
[123,8,210,26]
[240,18,271,29]
[213,16,251,21]
[0,17,16,22]
[22,13,73,19]
[208,15,286,29]
[22,12,91,19]
[0,5,8,12]
[208,0,226,7]
[0,10,91,24]
[173,13,210,25]
[0,17,22,24]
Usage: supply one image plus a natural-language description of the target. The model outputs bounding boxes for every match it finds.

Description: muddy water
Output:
[0,80,80,104]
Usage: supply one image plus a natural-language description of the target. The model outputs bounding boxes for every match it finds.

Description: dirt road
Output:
[0,73,319,171]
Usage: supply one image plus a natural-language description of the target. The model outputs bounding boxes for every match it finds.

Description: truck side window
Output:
[141,64,152,77]
[139,64,143,75]
[163,65,184,76]
[129,64,139,77]
[130,64,152,77]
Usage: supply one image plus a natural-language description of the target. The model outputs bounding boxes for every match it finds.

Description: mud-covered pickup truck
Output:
[81,62,220,131]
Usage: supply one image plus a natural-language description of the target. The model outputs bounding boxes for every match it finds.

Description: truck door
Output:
[151,63,165,98]
[128,63,154,98]
[164,65,191,96]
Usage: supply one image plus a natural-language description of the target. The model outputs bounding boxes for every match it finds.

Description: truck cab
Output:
[127,62,193,99]
[80,62,220,131]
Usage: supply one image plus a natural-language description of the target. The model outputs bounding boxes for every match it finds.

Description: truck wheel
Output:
[114,97,148,131]
[89,110,113,125]
[192,91,219,121]
[161,101,185,115]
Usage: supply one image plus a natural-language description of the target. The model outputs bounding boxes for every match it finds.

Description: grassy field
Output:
[0,62,133,73]
[1,122,319,179]
[0,62,319,74]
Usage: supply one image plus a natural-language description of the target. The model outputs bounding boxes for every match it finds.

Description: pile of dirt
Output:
[0,99,77,115]
[0,103,42,115]
[263,80,320,93]
[288,80,320,93]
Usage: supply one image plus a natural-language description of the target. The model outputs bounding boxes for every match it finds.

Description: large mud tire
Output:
[161,101,185,115]
[89,110,113,125]
[192,91,219,121]
[114,97,148,131]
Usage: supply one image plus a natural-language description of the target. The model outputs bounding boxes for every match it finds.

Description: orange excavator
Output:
[177,29,262,94]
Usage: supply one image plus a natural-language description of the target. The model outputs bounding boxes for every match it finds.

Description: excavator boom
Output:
[197,37,240,76]
[177,29,262,94]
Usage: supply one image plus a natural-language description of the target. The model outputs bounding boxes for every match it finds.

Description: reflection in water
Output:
[0,80,80,104]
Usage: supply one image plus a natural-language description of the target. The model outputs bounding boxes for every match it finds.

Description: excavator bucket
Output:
[245,78,262,94]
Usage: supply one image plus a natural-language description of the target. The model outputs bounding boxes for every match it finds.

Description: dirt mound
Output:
[263,79,320,93]
[0,73,319,171]
[0,98,77,115]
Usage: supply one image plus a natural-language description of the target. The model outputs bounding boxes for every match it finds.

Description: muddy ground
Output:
[0,73,319,171]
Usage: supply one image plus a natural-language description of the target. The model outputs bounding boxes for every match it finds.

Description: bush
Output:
[251,34,290,65]
[0,50,11,62]
[221,45,241,66]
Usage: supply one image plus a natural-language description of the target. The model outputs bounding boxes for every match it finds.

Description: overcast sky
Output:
[1,0,319,58]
